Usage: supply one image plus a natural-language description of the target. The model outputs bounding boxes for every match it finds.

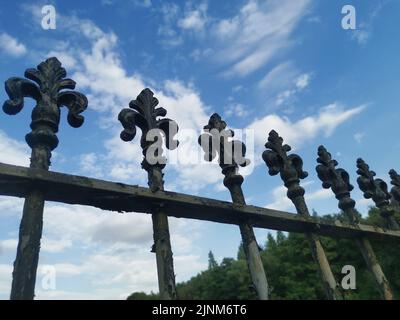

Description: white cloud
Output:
[265,185,293,211]
[36,10,222,194]
[0,33,27,57]
[258,62,311,107]
[0,130,30,166]
[248,103,366,149]
[0,239,18,254]
[0,197,24,218]
[266,183,332,211]
[351,29,370,45]
[350,2,388,45]
[354,132,365,143]
[79,153,103,178]
[0,237,72,254]
[42,238,73,253]
[0,264,12,296]
[296,73,310,90]
[0,201,206,298]
[132,0,152,8]
[158,3,183,46]
[31,252,206,300]
[214,0,311,77]
[224,103,249,118]
[258,62,298,91]
[177,3,208,31]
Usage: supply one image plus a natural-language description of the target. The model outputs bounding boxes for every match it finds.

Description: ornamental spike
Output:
[316,145,356,213]
[2,57,88,168]
[198,113,249,187]
[262,130,307,200]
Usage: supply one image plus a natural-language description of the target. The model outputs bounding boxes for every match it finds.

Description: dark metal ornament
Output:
[389,169,400,205]
[263,131,343,300]
[2,57,88,300]
[198,113,269,300]
[262,130,308,200]
[198,113,249,190]
[316,146,356,217]
[3,57,87,169]
[316,146,393,299]
[357,159,399,229]
[119,88,178,191]
[118,88,178,299]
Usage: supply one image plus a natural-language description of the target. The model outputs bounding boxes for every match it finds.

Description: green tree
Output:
[208,250,218,270]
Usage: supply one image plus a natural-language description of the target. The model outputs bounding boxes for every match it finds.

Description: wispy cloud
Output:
[354,132,365,143]
[0,130,30,166]
[258,61,311,108]
[248,103,366,149]
[213,0,311,77]
[351,0,388,45]
[177,2,208,32]
[266,182,332,211]
[0,33,27,57]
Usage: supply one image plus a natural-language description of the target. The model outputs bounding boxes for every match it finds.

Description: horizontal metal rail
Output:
[0,162,399,241]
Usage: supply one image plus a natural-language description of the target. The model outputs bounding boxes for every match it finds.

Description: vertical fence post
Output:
[316,146,393,300]
[198,113,269,300]
[2,57,88,299]
[262,130,343,300]
[356,159,400,230]
[119,88,178,299]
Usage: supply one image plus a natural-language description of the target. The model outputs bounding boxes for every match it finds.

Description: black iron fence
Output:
[0,57,399,300]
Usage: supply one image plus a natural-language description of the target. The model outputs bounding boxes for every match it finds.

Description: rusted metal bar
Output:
[118,88,178,299]
[316,146,393,300]
[2,162,400,240]
[199,114,269,300]
[2,58,88,300]
[357,159,400,230]
[263,131,343,300]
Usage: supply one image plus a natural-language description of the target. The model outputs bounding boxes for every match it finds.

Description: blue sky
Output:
[0,0,399,299]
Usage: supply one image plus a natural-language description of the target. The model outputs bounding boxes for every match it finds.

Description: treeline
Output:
[127,208,400,300]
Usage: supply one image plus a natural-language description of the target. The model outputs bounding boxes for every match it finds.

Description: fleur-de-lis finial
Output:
[3,57,88,300]
[389,169,400,203]
[198,115,270,300]
[198,113,249,187]
[317,152,394,299]
[118,88,178,190]
[316,146,356,213]
[356,158,391,209]
[263,133,344,300]
[118,88,179,299]
[356,158,399,227]
[262,130,308,200]
[2,57,88,169]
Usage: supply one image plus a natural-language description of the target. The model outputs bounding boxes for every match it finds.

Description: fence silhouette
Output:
[0,57,399,300]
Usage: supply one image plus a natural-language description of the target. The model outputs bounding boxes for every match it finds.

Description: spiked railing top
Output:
[356,158,391,209]
[3,57,88,130]
[316,146,357,213]
[198,113,249,174]
[263,130,308,185]
[389,169,400,202]
[316,146,354,195]
[118,88,179,167]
